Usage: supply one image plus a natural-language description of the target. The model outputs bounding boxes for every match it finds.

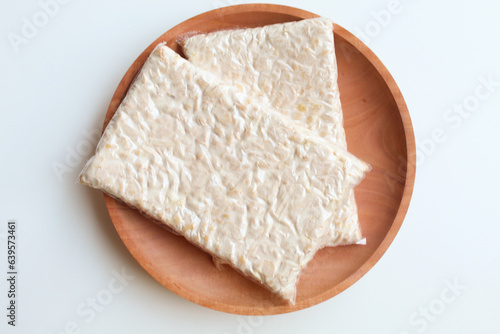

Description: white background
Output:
[1,0,499,333]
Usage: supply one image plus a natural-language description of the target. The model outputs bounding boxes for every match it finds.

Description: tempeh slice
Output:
[80,44,370,303]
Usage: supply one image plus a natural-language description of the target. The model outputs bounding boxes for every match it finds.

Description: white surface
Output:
[1,0,499,333]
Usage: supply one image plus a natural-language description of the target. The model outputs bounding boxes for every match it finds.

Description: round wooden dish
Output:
[103,4,416,315]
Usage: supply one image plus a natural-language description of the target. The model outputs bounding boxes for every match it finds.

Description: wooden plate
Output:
[103,4,415,315]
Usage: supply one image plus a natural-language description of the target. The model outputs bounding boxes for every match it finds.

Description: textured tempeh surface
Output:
[182,18,363,246]
[80,44,369,302]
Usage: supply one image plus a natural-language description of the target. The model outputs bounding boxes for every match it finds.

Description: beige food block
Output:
[80,44,369,303]
[182,18,363,246]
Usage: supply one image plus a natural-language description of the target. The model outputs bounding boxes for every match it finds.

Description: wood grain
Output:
[102,4,416,315]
